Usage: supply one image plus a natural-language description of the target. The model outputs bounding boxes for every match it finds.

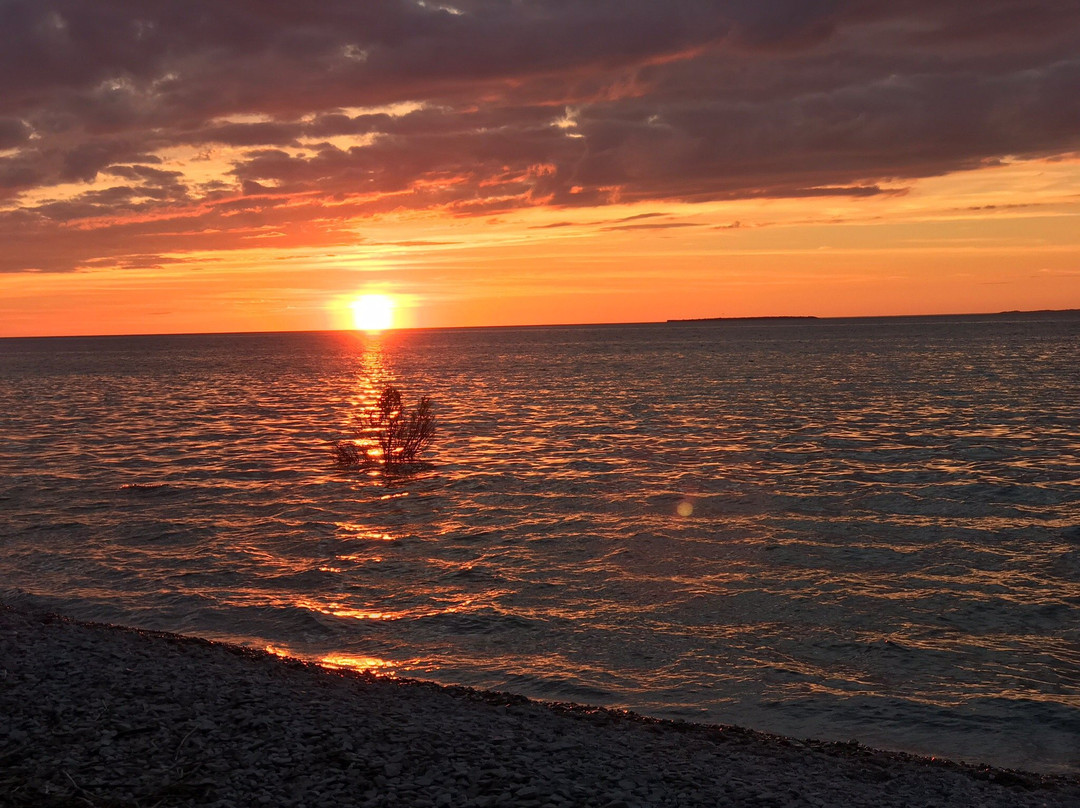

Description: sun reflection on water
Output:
[297,594,485,623]
[334,522,396,542]
[265,644,396,675]
[320,653,396,674]
[298,597,395,621]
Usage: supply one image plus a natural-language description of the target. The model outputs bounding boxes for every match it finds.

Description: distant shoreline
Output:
[667,309,1080,325]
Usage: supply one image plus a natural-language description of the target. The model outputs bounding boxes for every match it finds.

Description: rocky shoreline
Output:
[2,603,1077,807]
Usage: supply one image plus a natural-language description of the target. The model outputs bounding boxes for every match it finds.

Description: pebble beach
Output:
[3,603,1078,808]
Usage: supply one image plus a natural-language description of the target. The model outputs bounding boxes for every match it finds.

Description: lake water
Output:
[2,314,1078,773]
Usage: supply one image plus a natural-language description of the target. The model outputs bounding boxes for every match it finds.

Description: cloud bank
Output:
[1,0,1078,272]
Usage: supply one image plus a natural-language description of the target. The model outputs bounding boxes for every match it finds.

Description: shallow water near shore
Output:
[2,313,1079,773]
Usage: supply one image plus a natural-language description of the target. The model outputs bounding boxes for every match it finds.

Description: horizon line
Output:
[3,307,1078,341]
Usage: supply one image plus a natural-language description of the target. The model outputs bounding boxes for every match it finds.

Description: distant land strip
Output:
[667,309,1080,324]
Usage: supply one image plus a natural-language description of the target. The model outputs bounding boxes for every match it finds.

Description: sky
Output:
[1,0,1078,337]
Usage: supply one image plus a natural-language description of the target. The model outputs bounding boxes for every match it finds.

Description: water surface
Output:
[2,314,1078,772]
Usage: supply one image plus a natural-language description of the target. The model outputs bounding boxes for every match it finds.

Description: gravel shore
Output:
[2,603,1077,808]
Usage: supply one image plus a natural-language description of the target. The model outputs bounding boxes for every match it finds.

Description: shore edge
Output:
[3,602,1077,807]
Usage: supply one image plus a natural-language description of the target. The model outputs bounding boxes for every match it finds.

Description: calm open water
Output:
[2,314,1079,773]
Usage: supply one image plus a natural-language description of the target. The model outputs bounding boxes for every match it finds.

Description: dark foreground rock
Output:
[2,603,1077,808]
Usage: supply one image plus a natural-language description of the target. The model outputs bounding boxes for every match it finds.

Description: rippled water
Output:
[2,314,1079,773]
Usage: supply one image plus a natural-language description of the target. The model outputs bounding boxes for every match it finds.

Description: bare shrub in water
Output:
[334,385,436,469]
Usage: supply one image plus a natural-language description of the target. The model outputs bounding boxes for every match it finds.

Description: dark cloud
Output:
[1,0,1078,271]
[0,158,45,192]
[190,122,304,148]
[0,117,31,149]
[60,140,157,182]
[105,164,184,183]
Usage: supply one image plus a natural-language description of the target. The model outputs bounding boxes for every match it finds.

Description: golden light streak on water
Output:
[265,645,396,675]
[334,523,397,542]
[320,653,396,673]
[297,598,396,621]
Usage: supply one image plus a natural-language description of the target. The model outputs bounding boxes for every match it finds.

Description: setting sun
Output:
[350,294,396,331]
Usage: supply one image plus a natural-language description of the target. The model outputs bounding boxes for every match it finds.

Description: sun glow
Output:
[350,294,396,331]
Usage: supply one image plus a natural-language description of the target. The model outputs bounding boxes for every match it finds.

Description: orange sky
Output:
[1,2,1078,337]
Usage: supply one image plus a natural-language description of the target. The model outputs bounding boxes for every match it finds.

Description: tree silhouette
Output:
[334,384,436,469]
